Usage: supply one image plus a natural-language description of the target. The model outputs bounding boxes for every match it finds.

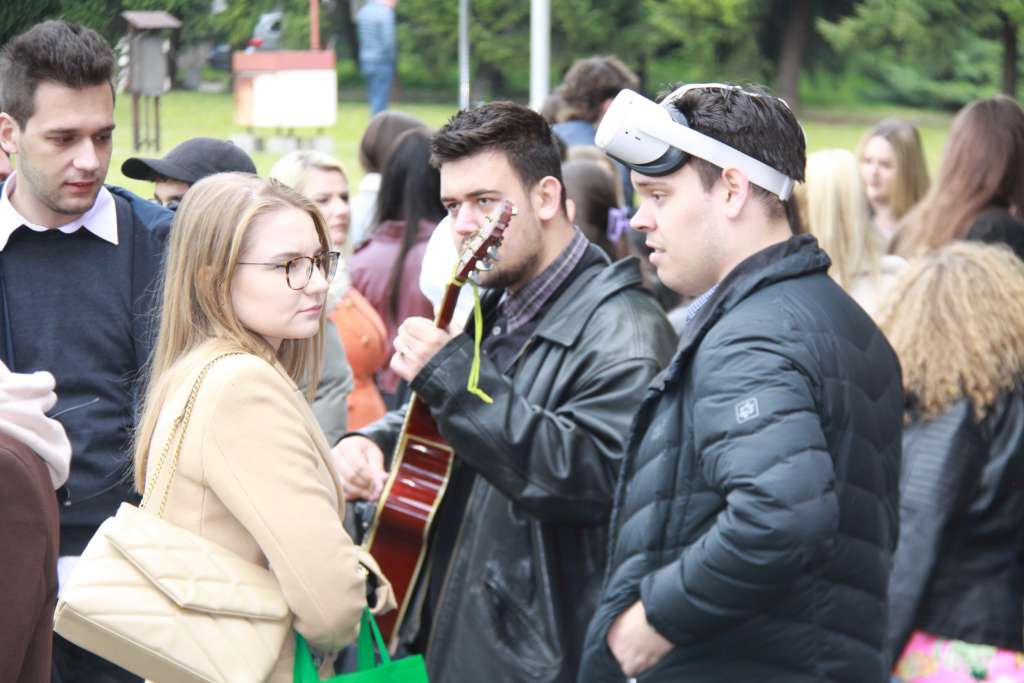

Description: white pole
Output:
[529,0,550,111]
[458,0,471,109]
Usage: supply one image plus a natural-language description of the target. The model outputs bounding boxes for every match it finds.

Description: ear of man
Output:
[719,168,752,220]
[532,175,565,223]
[0,114,20,156]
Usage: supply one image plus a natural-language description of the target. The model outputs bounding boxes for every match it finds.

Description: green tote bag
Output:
[294,608,428,683]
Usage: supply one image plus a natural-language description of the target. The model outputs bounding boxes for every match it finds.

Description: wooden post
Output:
[310,0,320,50]
[132,93,140,151]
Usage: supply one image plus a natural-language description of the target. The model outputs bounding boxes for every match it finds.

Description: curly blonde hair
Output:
[876,241,1024,422]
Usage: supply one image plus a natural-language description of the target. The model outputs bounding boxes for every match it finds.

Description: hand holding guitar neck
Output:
[391,199,517,381]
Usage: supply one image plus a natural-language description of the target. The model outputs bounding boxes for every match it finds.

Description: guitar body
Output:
[363,395,453,647]
[362,200,516,649]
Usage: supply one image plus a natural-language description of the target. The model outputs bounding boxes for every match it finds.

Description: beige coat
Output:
[142,341,393,682]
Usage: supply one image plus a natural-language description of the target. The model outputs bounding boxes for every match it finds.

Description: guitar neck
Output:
[433,277,469,331]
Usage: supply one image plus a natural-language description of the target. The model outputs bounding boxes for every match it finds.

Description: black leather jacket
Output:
[888,388,1024,662]
[580,236,904,683]
[361,250,677,682]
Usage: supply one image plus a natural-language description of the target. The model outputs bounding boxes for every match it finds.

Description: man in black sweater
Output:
[0,21,170,683]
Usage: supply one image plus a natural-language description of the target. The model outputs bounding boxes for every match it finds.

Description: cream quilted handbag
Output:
[54,354,292,683]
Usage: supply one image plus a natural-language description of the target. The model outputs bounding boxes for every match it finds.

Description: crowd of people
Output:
[1,17,1024,683]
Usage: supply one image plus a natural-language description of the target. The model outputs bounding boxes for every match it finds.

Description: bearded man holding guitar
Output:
[333,101,676,683]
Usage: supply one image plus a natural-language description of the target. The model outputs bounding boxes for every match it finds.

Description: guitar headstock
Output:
[454,200,517,283]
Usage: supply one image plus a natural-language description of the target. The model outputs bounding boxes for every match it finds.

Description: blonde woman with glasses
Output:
[132,173,393,682]
[879,242,1024,682]
[796,148,906,317]
[271,151,390,430]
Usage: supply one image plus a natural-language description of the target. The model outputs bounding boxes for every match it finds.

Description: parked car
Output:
[248,11,283,51]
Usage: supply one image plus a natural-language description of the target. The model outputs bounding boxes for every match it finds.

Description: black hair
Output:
[0,20,115,128]
[431,101,566,212]
[669,84,806,230]
[373,128,446,321]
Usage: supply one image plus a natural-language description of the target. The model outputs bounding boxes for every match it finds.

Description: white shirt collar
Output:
[0,171,118,252]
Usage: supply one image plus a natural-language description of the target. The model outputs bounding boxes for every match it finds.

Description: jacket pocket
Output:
[478,572,560,678]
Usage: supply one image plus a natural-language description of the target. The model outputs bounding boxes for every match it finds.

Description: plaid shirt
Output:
[685,284,718,323]
[501,229,589,333]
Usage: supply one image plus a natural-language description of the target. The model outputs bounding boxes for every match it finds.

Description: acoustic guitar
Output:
[363,200,516,648]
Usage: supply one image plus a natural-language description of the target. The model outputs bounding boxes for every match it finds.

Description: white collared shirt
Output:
[0,171,118,251]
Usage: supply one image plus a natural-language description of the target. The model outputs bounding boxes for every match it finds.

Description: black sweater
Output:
[0,189,167,553]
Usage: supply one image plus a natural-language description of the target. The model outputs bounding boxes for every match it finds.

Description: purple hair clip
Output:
[607,206,631,241]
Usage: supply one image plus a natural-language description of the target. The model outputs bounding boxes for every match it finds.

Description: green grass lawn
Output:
[107,90,952,199]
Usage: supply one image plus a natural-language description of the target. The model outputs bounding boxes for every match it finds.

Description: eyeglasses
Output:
[237,251,340,290]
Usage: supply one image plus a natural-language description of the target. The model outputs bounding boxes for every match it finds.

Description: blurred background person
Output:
[562,157,630,262]
[553,55,640,207]
[121,137,256,209]
[356,0,397,116]
[878,242,1024,683]
[350,128,443,409]
[349,110,427,248]
[894,96,1024,260]
[796,148,905,317]
[0,362,70,683]
[271,152,383,435]
[858,119,930,249]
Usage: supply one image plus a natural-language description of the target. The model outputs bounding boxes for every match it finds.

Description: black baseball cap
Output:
[121,137,257,185]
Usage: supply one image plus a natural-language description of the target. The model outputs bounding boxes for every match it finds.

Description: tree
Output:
[820,0,1023,106]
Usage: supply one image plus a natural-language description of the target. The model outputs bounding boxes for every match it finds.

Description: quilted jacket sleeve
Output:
[201,357,368,653]
[887,400,984,663]
[641,314,839,644]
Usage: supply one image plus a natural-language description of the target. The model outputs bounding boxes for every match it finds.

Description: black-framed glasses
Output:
[237,251,340,290]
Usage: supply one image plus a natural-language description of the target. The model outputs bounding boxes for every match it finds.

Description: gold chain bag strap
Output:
[54,354,293,683]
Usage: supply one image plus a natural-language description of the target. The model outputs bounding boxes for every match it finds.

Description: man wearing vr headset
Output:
[578,84,903,682]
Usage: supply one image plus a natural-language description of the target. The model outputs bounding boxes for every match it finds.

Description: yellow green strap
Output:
[466,278,493,403]
[447,268,492,404]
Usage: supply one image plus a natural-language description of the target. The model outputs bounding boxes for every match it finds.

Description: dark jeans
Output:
[52,634,141,683]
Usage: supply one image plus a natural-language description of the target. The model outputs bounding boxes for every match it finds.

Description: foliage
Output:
[819,0,1024,108]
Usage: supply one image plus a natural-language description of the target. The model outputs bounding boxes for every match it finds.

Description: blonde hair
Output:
[876,241,1024,422]
[858,118,930,221]
[269,150,348,195]
[133,173,329,492]
[795,149,881,291]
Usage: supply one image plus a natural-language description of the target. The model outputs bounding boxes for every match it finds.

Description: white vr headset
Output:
[595,83,797,201]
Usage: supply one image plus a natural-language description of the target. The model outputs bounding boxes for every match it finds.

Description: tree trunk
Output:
[342,0,361,71]
[775,0,813,112]
[1000,12,1018,98]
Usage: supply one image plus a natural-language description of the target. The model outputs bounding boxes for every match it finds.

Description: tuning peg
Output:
[468,272,483,285]
[475,260,494,272]
[487,245,501,261]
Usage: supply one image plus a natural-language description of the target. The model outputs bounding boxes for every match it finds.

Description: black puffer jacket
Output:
[361,250,677,682]
[579,236,904,683]
[888,388,1024,662]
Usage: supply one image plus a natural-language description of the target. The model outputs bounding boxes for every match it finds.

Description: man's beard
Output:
[475,248,540,291]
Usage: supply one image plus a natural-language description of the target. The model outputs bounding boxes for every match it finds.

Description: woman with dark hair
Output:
[349,128,444,407]
[348,111,428,248]
[894,95,1024,260]
[562,157,630,261]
